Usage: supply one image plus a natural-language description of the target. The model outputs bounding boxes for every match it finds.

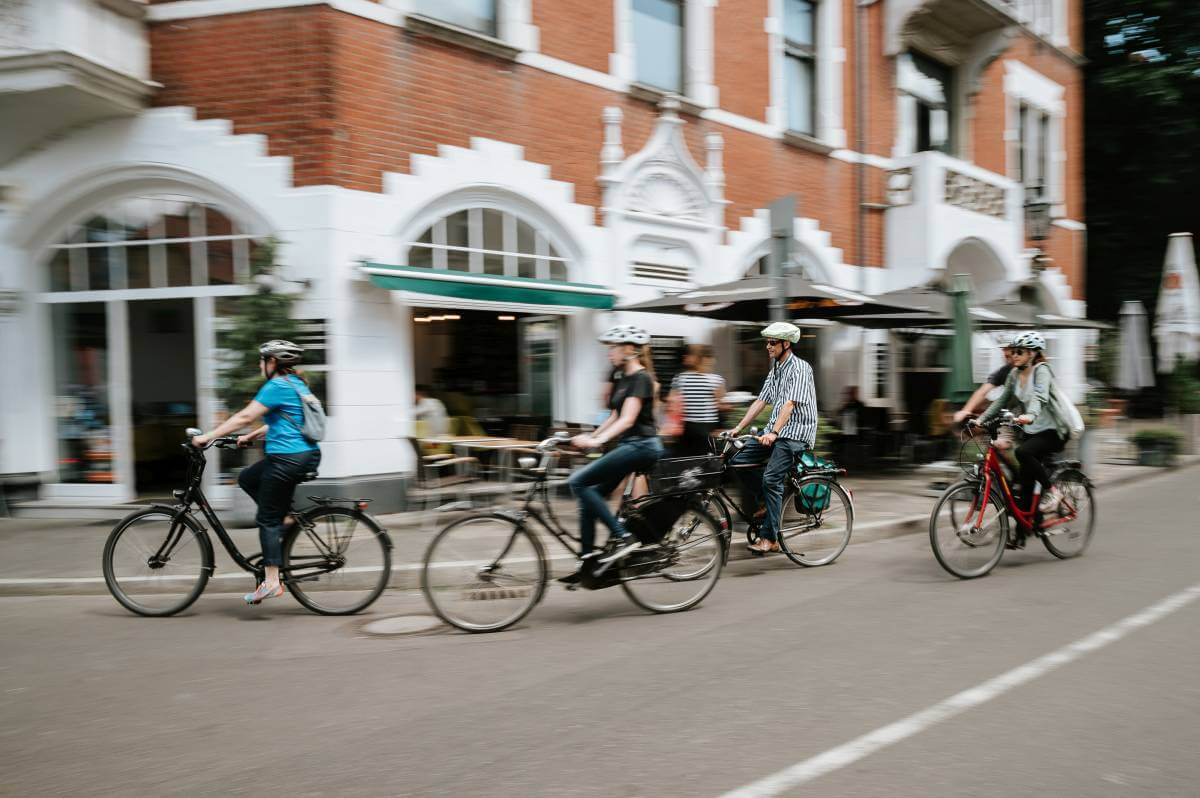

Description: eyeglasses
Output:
[765,339,783,347]
[1011,348,1029,355]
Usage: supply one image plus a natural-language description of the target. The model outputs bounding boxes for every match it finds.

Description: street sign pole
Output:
[768,195,794,324]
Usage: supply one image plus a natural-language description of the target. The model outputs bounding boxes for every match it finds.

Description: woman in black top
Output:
[561,324,665,583]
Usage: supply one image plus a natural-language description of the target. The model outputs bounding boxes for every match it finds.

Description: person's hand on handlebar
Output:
[571,433,600,451]
[236,434,256,448]
[953,409,975,425]
[1015,414,1033,426]
[190,433,211,449]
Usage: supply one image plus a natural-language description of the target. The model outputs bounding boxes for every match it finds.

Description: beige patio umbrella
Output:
[1153,233,1200,373]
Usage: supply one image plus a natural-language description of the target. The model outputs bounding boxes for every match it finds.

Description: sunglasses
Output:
[1011,348,1029,355]
[765,339,783,347]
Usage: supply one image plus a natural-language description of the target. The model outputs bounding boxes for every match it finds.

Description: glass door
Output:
[519,317,560,421]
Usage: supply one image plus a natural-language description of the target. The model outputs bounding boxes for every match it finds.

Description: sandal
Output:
[244,581,285,605]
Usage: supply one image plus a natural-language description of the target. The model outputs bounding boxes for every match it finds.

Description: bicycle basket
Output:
[647,455,724,496]
[794,450,835,513]
[622,495,691,544]
[958,434,988,477]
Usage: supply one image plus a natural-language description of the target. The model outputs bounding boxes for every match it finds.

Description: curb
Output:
[3,459,1197,597]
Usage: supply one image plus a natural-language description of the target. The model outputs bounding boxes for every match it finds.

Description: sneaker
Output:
[557,551,600,584]
[598,536,642,564]
[1038,488,1063,515]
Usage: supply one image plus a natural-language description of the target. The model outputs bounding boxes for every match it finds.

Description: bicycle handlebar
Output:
[183,427,249,452]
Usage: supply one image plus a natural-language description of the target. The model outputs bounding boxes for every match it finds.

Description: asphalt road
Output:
[2,467,1198,797]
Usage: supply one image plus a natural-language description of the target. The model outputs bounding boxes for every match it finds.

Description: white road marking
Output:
[720,581,1200,798]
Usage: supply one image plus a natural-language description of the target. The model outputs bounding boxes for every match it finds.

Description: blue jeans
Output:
[730,438,807,541]
[568,436,664,555]
[238,450,321,567]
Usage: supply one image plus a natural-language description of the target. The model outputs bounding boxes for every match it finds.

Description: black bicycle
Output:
[699,431,855,567]
[420,434,726,633]
[102,428,393,617]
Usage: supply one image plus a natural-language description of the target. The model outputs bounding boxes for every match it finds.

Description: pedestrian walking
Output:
[667,344,727,456]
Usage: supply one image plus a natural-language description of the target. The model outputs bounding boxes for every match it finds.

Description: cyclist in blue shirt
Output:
[191,340,321,604]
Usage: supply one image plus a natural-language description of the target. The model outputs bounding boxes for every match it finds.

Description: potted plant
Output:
[1131,427,1183,467]
[1167,361,1200,455]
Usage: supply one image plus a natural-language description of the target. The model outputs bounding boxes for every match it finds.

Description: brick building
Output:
[0,0,1088,509]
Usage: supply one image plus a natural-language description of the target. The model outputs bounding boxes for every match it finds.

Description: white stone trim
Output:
[1052,218,1085,231]
[516,52,626,93]
[147,0,401,24]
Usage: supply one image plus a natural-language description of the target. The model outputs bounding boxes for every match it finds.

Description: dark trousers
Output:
[730,439,807,542]
[1015,430,1065,513]
[567,436,664,555]
[674,421,717,457]
[238,450,321,567]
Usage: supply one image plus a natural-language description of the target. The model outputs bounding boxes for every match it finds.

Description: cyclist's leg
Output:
[760,440,804,543]
[569,443,648,555]
[730,440,770,515]
[237,457,266,504]
[251,451,318,595]
[1014,431,1064,514]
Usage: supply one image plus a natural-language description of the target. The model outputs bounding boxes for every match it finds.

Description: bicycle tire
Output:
[282,507,391,615]
[1040,470,1096,560]
[779,478,854,567]
[929,481,1008,579]
[422,513,548,633]
[621,503,724,614]
[103,506,212,617]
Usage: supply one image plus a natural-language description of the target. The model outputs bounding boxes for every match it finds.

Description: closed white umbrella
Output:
[1116,300,1155,391]
[1153,233,1200,373]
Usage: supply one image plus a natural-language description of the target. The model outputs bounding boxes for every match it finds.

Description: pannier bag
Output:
[647,455,724,496]
[794,450,835,514]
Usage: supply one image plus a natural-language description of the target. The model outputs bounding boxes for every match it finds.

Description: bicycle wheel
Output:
[929,481,1008,579]
[283,507,392,615]
[779,478,854,567]
[422,514,547,633]
[621,504,723,613]
[1041,471,1095,559]
[103,507,212,617]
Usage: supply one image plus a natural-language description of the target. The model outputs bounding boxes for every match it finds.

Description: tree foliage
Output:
[1085,0,1200,322]
[217,238,299,413]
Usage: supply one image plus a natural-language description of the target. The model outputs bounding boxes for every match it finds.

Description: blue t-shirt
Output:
[254,375,320,455]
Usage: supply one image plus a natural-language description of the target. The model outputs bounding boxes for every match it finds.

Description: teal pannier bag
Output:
[794,450,834,514]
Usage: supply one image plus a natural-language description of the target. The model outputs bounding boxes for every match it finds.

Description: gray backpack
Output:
[282,377,326,443]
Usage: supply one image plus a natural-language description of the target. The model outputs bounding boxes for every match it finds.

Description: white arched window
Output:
[404,208,569,282]
[43,194,260,292]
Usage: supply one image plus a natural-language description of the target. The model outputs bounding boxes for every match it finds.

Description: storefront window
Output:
[405,208,571,282]
[43,195,255,293]
[53,303,113,483]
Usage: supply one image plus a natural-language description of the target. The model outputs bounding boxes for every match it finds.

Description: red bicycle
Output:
[929,410,1096,579]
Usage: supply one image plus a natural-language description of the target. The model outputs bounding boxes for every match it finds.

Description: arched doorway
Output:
[38,191,266,496]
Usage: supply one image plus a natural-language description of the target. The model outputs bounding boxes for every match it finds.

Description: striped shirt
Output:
[757,353,818,447]
[670,371,726,423]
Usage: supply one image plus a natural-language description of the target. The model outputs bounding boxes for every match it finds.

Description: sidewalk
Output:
[1,457,1195,595]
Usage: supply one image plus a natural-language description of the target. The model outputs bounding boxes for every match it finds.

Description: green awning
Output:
[362,263,614,310]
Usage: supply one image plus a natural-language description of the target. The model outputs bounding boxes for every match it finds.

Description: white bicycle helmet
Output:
[259,339,304,364]
[1010,331,1046,351]
[760,321,802,343]
[599,324,651,346]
